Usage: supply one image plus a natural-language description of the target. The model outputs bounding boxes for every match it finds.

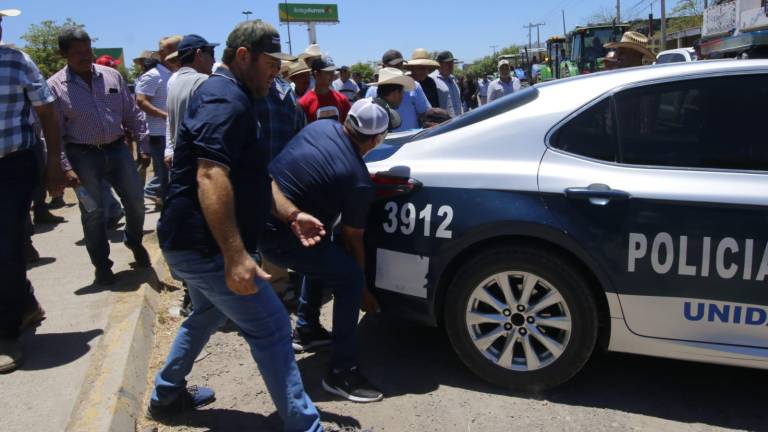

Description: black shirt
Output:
[268,120,374,231]
[157,68,271,253]
[417,76,439,109]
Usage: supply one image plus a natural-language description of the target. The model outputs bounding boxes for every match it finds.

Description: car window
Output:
[550,98,617,162]
[656,53,687,64]
[615,74,768,171]
[411,86,539,142]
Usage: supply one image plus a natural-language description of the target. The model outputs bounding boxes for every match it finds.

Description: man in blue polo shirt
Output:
[149,20,323,431]
[262,99,391,404]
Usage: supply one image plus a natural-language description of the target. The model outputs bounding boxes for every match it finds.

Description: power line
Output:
[524,22,546,49]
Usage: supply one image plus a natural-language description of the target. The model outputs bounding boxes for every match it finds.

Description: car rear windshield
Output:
[410,86,539,142]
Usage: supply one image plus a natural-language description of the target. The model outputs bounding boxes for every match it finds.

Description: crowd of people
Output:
[0,6,504,430]
[0,4,661,429]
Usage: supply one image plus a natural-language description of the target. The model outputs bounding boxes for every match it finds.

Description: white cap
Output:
[0,9,21,17]
[347,99,389,136]
[498,59,510,68]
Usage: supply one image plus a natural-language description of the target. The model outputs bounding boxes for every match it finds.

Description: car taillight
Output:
[370,172,422,199]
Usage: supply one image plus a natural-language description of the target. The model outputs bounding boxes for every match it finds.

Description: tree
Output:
[465,43,522,78]
[20,18,92,78]
[668,0,704,33]
[350,62,374,83]
[586,6,618,25]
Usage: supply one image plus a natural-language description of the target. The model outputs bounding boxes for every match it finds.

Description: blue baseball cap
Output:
[178,34,219,55]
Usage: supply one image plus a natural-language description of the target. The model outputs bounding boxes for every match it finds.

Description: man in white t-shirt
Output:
[332,65,360,102]
[136,35,180,207]
[487,59,521,103]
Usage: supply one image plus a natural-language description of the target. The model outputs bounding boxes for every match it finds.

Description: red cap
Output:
[95,55,121,69]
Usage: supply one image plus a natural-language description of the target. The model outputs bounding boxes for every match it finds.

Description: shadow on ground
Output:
[75,229,153,246]
[75,266,161,295]
[159,407,359,432]
[26,257,56,270]
[19,328,103,371]
[298,313,768,431]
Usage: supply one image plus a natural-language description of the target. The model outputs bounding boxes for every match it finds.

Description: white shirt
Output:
[332,78,360,101]
[135,64,172,136]
[486,77,521,103]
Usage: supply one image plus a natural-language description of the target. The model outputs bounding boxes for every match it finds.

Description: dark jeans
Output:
[66,141,145,270]
[144,135,167,200]
[261,227,364,370]
[0,150,39,339]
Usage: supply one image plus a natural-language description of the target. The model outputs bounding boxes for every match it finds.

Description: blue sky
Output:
[4,0,665,68]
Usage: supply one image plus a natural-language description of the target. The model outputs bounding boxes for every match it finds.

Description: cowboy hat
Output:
[287,58,311,78]
[298,43,322,61]
[132,50,158,66]
[405,48,439,68]
[604,31,655,61]
[374,67,415,91]
[0,9,20,16]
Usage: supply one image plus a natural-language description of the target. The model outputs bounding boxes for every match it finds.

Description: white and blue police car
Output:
[364,60,768,390]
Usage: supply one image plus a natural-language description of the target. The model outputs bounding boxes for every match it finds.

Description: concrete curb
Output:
[65,237,164,432]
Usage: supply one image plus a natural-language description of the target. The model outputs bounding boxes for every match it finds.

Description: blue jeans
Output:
[0,150,39,339]
[261,227,364,371]
[65,141,145,270]
[144,135,167,200]
[153,250,322,432]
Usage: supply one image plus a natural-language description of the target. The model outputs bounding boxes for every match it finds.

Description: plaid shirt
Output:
[0,47,56,158]
[47,64,149,170]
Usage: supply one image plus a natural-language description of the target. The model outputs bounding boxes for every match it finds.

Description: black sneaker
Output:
[322,367,383,403]
[147,385,215,421]
[292,326,332,352]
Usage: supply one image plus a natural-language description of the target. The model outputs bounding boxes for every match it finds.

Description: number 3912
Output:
[382,202,454,239]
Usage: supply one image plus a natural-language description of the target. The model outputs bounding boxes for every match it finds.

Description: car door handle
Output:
[565,184,631,205]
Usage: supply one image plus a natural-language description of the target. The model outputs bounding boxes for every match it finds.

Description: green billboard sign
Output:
[279,3,338,22]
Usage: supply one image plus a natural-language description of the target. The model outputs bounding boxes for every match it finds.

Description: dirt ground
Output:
[137,287,768,432]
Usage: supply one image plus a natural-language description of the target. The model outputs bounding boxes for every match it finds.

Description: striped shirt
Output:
[48,64,149,170]
[0,47,56,158]
[136,64,171,135]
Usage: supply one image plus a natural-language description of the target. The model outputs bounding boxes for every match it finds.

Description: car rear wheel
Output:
[445,246,598,391]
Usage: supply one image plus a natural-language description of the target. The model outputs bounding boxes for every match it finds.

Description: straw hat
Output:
[405,48,439,68]
[374,67,415,91]
[287,58,311,78]
[159,35,183,60]
[132,50,158,66]
[604,31,655,61]
[298,44,322,61]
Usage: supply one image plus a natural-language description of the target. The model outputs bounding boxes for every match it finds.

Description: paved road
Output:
[143,292,768,432]
[1,190,160,432]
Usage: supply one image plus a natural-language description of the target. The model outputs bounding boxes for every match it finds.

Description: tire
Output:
[444,246,598,391]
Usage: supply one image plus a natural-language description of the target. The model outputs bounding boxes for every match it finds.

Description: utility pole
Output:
[524,24,532,49]
[524,22,546,49]
[660,0,667,51]
[284,0,292,55]
[616,0,621,23]
[562,10,567,35]
[242,10,252,21]
[490,45,498,58]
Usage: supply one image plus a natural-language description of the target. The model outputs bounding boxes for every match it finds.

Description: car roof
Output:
[537,59,768,96]
[657,48,695,56]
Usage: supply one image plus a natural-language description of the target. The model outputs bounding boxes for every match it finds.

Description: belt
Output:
[68,137,124,150]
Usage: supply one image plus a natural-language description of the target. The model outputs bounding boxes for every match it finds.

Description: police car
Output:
[364,60,768,391]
